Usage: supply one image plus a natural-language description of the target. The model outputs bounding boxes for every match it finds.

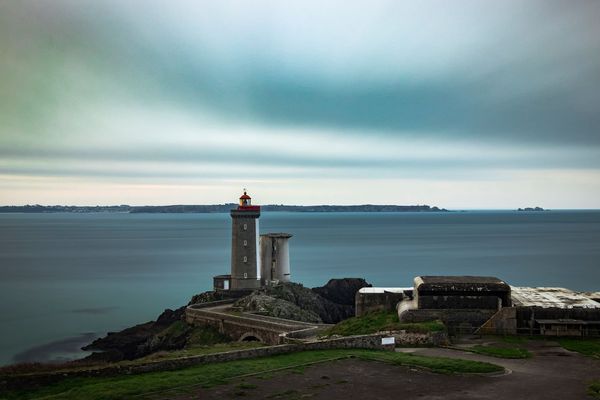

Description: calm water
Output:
[1,211,599,365]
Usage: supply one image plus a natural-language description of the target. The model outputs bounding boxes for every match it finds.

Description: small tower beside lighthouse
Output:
[230,190,262,290]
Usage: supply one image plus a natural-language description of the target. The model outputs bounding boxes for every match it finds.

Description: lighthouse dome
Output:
[239,190,252,207]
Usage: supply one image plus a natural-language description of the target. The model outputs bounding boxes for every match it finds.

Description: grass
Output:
[0,349,502,400]
[185,324,232,346]
[589,380,600,398]
[498,335,528,345]
[134,341,265,363]
[324,311,445,337]
[557,338,600,358]
[469,345,531,359]
[0,324,236,376]
[236,383,258,390]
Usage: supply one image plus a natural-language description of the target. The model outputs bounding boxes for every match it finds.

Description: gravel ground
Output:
[164,340,600,400]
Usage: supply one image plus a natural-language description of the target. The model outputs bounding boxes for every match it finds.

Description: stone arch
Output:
[239,332,264,343]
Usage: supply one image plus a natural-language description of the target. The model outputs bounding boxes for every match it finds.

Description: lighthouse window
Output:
[243,223,247,231]
[243,240,247,247]
[243,256,248,263]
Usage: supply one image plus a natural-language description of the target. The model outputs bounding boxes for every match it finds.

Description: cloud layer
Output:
[1,1,599,207]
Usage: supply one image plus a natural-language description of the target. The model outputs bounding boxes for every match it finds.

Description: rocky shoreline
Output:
[81,278,371,363]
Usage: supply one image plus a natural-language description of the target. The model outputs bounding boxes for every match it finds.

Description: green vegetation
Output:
[236,383,258,390]
[498,335,528,345]
[365,350,503,374]
[469,345,531,359]
[1,349,502,400]
[134,342,265,363]
[589,380,600,398]
[0,340,261,376]
[557,338,600,358]
[182,322,231,346]
[158,320,232,346]
[324,311,445,337]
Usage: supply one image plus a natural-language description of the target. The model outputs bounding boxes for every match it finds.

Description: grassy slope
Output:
[461,336,530,359]
[469,345,531,359]
[557,338,600,358]
[0,324,237,376]
[555,339,600,398]
[589,380,600,398]
[325,310,445,337]
[134,342,266,363]
[1,349,502,400]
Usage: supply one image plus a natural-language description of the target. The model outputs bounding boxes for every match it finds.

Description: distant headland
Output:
[0,204,447,213]
[517,207,546,212]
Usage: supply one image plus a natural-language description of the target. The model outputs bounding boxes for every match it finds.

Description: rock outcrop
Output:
[82,306,187,361]
[234,293,322,323]
[83,278,370,362]
[83,290,236,362]
[234,279,371,324]
[312,278,372,306]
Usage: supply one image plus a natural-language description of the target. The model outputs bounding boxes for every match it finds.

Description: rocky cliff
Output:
[234,279,371,324]
[82,307,188,361]
[82,278,370,362]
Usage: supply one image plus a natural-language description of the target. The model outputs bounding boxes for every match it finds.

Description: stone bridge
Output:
[185,300,327,345]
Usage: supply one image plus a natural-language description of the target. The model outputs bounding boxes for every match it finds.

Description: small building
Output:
[414,276,511,310]
[397,276,512,334]
[478,287,600,336]
[213,274,231,291]
[536,319,600,337]
[355,276,600,337]
[260,233,292,286]
[355,287,411,316]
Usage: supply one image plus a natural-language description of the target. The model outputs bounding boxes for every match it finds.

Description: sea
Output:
[1,210,599,366]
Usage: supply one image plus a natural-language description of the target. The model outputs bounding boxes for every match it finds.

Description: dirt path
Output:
[162,341,600,400]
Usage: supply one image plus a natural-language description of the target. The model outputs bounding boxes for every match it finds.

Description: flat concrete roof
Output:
[358,287,412,294]
[417,276,507,285]
[511,287,600,309]
[260,233,293,238]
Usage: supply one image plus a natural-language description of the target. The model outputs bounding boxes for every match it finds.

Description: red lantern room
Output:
[238,189,260,210]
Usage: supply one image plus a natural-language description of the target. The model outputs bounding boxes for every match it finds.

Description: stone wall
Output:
[417,295,501,310]
[0,334,394,392]
[185,302,316,345]
[400,308,496,335]
[515,307,600,330]
[476,307,518,335]
[478,306,600,335]
[280,326,331,344]
[355,291,405,317]
[389,330,449,346]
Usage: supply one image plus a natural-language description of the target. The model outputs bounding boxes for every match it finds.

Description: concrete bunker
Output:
[413,276,511,309]
[356,275,600,337]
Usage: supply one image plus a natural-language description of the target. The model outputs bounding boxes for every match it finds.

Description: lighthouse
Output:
[230,190,262,290]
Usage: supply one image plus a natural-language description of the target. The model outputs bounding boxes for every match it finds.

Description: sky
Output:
[1,0,599,208]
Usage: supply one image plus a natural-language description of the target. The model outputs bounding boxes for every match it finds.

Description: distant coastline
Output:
[0,204,447,213]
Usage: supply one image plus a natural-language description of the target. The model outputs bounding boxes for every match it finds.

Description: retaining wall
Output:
[0,334,393,391]
[185,303,315,345]
[400,308,496,335]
